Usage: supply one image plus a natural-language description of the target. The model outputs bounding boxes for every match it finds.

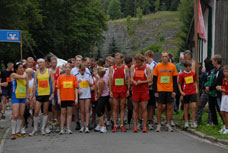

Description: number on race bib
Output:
[63,81,73,88]
[160,76,170,83]
[135,71,144,78]
[115,78,124,86]
[39,80,48,88]
[80,81,89,88]
[184,76,194,84]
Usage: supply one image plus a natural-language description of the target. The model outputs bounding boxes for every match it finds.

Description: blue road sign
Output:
[0,30,21,43]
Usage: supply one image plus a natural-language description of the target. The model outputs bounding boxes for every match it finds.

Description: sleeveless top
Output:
[132,64,148,93]
[111,64,127,93]
[12,78,27,99]
[36,69,51,96]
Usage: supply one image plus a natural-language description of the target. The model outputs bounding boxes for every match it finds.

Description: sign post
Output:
[0,30,22,60]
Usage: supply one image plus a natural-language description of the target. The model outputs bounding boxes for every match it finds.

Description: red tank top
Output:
[54,67,60,94]
[132,64,148,93]
[111,64,127,93]
[222,78,228,95]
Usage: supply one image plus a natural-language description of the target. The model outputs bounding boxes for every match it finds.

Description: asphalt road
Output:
[2,125,228,153]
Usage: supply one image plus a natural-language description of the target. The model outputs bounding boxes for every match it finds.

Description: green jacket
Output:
[204,72,216,97]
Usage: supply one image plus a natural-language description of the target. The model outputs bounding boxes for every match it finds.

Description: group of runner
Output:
[0,50,228,140]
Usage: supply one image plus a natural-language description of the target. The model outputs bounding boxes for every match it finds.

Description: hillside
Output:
[100,11,181,57]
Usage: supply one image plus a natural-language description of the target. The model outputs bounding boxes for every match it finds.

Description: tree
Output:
[136,7,143,24]
[155,0,160,12]
[109,37,119,57]
[178,0,194,52]
[108,0,122,20]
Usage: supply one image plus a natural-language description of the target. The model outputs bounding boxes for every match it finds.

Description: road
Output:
[2,124,228,153]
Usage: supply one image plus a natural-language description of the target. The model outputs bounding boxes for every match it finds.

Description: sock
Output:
[34,116,39,131]
[11,120,17,135]
[41,115,48,130]
[16,119,22,134]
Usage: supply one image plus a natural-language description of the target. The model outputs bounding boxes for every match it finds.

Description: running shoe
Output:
[75,122,81,131]
[21,128,26,135]
[142,127,147,133]
[120,126,126,132]
[66,129,73,134]
[41,130,46,136]
[59,129,65,135]
[112,126,118,132]
[223,129,228,134]
[133,126,138,133]
[171,120,175,127]
[156,125,161,132]
[45,126,51,134]
[191,122,198,128]
[85,127,90,133]
[219,125,225,133]
[184,122,189,130]
[166,124,174,132]
[79,127,84,133]
[15,133,24,138]
[148,123,154,130]
[10,134,16,140]
[94,125,101,132]
[29,130,37,136]
[100,126,107,133]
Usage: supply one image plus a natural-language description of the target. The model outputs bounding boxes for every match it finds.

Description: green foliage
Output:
[136,7,143,24]
[109,37,120,57]
[141,43,163,54]
[125,16,134,35]
[155,0,160,12]
[178,0,194,52]
[108,0,122,20]
[159,34,165,42]
[0,0,107,63]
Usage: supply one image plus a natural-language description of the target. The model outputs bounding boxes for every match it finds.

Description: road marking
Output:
[0,127,10,153]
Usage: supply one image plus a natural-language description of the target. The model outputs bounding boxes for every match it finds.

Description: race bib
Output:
[135,71,144,78]
[63,81,73,88]
[184,76,194,84]
[18,86,26,93]
[29,88,32,94]
[80,81,89,88]
[39,80,48,88]
[115,78,124,86]
[6,77,11,83]
[160,76,170,83]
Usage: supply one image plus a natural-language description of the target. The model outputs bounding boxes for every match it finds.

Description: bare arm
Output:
[108,66,113,92]
[97,80,105,100]
[137,67,152,84]
[125,66,130,90]
[32,72,38,99]
[11,72,26,80]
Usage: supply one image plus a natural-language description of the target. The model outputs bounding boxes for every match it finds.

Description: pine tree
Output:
[109,37,119,57]
[108,0,122,20]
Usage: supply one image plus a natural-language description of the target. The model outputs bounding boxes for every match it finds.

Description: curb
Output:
[175,122,228,146]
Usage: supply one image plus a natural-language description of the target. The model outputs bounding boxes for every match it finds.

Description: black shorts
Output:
[156,92,174,104]
[148,90,156,106]
[48,104,53,112]
[2,88,12,98]
[183,94,197,104]
[91,101,97,109]
[36,96,50,102]
[61,101,74,108]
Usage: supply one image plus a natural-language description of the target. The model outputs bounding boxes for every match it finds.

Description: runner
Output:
[76,63,94,133]
[216,65,228,134]
[145,50,157,130]
[178,61,198,129]
[131,54,152,133]
[95,67,109,133]
[91,67,98,130]
[71,55,90,130]
[49,56,61,133]
[29,58,55,136]
[0,62,14,119]
[153,51,178,132]
[124,56,133,130]
[10,62,29,140]
[57,63,78,134]
[109,53,130,132]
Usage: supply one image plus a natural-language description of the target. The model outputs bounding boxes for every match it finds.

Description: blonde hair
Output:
[25,68,34,75]
[98,67,106,78]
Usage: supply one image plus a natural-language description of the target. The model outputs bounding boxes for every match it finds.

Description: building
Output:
[187,0,228,65]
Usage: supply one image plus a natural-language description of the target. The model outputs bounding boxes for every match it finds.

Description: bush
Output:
[141,43,163,54]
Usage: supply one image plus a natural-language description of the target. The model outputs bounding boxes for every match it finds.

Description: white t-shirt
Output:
[147,61,157,90]
[76,72,93,99]
[28,78,34,96]
[71,67,91,76]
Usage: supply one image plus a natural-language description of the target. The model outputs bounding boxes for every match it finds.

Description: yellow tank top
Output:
[15,79,27,99]
[37,69,51,96]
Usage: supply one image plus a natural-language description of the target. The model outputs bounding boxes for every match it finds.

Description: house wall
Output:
[214,0,228,65]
